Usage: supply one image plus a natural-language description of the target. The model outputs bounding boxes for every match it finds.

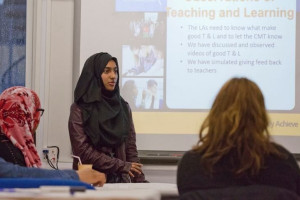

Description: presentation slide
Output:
[78,0,300,154]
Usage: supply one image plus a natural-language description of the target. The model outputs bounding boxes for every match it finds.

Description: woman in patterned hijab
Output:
[0,86,42,167]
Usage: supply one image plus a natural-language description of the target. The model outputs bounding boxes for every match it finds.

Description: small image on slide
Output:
[122,45,164,77]
[121,79,139,110]
[121,78,164,111]
[129,12,165,39]
[115,0,166,12]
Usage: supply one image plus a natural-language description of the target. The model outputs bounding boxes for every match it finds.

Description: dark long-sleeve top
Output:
[68,103,145,183]
[0,157,78,180]
[177,143,300,196]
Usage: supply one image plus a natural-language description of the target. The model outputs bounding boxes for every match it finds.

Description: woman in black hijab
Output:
[68,52,146,183]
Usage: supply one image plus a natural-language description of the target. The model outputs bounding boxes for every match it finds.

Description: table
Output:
[96,183,179,200]
[0,183,178,200]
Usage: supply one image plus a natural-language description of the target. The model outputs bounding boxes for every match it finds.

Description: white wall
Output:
[27,0,74,162]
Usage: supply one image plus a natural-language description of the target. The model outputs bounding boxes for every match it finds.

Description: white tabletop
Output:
[98,182,178,196]
[75,189,160,200]
[0,183,177,200]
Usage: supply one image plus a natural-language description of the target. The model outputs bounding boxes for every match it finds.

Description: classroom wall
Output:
[27,0,74,163]
[28,0,175,184]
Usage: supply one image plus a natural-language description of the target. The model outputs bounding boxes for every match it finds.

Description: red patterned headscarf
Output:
[0,86,42,167]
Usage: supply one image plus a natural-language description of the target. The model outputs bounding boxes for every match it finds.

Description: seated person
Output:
[0,86,105,186]
[177,77,300,197]
[0,157,105,186]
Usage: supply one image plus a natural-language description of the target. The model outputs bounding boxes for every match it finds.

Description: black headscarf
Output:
[74,52,130,147]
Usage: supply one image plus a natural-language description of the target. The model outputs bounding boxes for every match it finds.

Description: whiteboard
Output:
[67,0,300,160]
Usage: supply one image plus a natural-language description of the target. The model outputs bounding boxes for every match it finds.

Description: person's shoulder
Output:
[269,142,297,163]
[184,149,200,156]
[120,97,131,110]
[271,142,291,154]
[269,142,300,171]
[70,102,81,110]
[120,96,129,104]
[178,150,202,175]
[123,100,130,107]
[70,103,83,116]
[181,150,201,162]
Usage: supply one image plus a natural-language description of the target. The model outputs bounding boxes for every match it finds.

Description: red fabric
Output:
[0,86,42,167]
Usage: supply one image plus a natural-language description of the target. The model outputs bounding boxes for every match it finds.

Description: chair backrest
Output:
[180,185,300,200]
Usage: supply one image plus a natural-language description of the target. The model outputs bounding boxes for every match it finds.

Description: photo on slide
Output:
[122,45,164,77]
[121,78,164,111]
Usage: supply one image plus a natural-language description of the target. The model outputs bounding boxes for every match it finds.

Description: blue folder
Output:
[0,178,94,190]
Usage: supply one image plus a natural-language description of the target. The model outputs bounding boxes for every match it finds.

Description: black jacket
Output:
[68,103,146,183]
[177,144,300,196]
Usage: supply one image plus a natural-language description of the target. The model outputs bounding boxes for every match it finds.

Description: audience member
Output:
[177,77,300,197]
[0,86,106,186]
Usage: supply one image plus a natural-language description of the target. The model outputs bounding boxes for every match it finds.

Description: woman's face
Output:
[101,60,118,91]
